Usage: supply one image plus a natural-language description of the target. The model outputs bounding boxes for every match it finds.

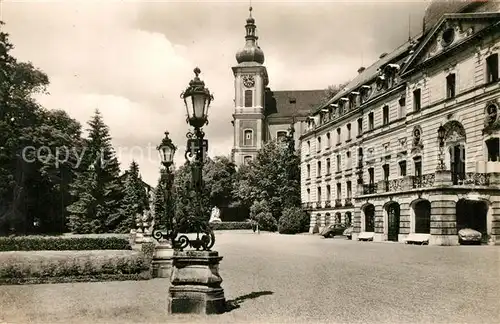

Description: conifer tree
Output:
[67,110,124,233]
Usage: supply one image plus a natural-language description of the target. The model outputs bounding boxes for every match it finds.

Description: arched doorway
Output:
[414,200,431,233]
[334,212,341,224]
[364,204,375,232]
[325,213,331,226]
[456,199,488,241]
[386,202,400,242]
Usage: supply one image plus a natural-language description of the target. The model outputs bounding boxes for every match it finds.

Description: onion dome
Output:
[236,6,265,64]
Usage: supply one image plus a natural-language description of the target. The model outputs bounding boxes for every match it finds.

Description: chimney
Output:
[357,66,366,74]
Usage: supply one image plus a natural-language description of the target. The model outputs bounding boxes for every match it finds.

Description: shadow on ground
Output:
[225,291,274,312]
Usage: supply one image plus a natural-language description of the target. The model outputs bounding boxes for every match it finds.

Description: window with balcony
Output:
[317,161,322,177]
[368,167,375,185]
[414,157,422,179]
[347,123,352,140]
[486,138,500,162]
[399,160,407,177]
[317,136,322,152]
[358,147,363,168]
[336,154,341,172]
[382,105,389,125]
[346,151,352,169]
[383,164,390,191]
[446,73,456,99]
[346,181,352,198]
[368,112,374,130]
[306,164,311,179]
[486,53,499,83]
[413,88,421,112]
[326,185,331,200]
[244,90,253,107]
[357,118,363,136]
[244,129,253,146]
[336,128,341,145]
[336,183,342,199]
[326,132,331,148]
[326,158,331,174]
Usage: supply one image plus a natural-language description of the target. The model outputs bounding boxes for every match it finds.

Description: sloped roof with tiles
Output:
[265,89,326,119]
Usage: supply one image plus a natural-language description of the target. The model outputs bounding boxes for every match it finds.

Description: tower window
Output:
[244,129,253,146]
[243,156,253,165]
[486,54,499,83]
[244,90,253,107]
[446,73,456,99]
[413,89,421,111]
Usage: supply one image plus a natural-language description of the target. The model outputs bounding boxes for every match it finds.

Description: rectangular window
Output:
[336,183,342,199]
[358,147,363,168]
[399,160,407,177]
[317,161,321,177]
[317,187,322,202]
[244,90,253,107]
[307,164,311,179]
[336,154,341,172]
[413,89,421,111]
[326,158,331,174]
[346,181,352,198]
[307,141,311,154]
[368,112,374,130]
[414,159,422,178]
[244,129,253,146]
[326,133,331,147]
[326,185,331,200]
[347,123,351,140]
[357,118,363,136]
[486,54,499,83]
[368,167,374,185]
[382,105,389,125]
[446,73,456,99]
[336,128,341,144]
[398,95,406,118]
[317,136,322,152]
[346,151,352,169]
[307,188,310,201]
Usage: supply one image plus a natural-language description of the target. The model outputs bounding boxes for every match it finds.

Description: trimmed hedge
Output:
[0,250,151,285]
[210,222,253,230]
[0,236,131,251]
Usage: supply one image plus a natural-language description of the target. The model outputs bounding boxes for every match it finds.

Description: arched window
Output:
[277,131,287,141]
[243,156,253,165]
[414,200,431,234]
[345,212,352,226]
[244,90,253,107]
[243,129,253,146]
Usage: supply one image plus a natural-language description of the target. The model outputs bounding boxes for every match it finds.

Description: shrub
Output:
[210,222,252,230]
[278,207,310,234]
[0,236,131,251]
[0,250,151,284]
[258,212,278,232]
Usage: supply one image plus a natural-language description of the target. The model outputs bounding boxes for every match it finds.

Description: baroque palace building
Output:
[300,0,500,245]
[231,7,324,166]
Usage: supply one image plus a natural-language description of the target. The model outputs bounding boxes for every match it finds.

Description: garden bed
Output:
[0,236,131,251]
[210,221,252,230]
[0,250,151,285]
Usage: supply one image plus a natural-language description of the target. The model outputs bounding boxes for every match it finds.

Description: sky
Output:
[0,0,430,186]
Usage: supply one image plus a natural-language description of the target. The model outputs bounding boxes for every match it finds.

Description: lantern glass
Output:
[438,126,446,140]
[159,145,175,164]
[192,92,207,120]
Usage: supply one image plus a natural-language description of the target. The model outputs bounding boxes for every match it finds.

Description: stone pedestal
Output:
[152,241,173,278]
[434,169,452,186]
[168,250,226,315]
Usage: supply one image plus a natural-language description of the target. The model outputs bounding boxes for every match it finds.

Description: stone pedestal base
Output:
[434,170,452,186]
[152,242,173,278]
[168,250,226,315]
[429,234,459,246]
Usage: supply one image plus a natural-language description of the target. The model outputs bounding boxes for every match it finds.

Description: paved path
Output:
[1,231,499,323]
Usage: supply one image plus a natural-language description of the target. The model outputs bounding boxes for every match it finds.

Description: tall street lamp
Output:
[168,68,225,315]
[437,125,446,171]
[155,131,177,239]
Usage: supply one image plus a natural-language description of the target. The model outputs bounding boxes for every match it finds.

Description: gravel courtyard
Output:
[1,231,498,324]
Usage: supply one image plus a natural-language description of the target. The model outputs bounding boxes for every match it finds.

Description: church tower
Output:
[231,7,269,166]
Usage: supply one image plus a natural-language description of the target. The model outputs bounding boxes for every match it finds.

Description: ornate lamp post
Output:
[437,125,446,171]
[155,131,177,238]
[168,68,225,315]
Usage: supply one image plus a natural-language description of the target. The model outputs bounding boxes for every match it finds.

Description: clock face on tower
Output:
[242,75,255,88]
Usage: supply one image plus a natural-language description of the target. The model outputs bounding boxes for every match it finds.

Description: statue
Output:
[209,206,222,223]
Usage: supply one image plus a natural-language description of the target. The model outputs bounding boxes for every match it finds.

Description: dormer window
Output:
[376,74,386,91]
[360,85,372,103]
